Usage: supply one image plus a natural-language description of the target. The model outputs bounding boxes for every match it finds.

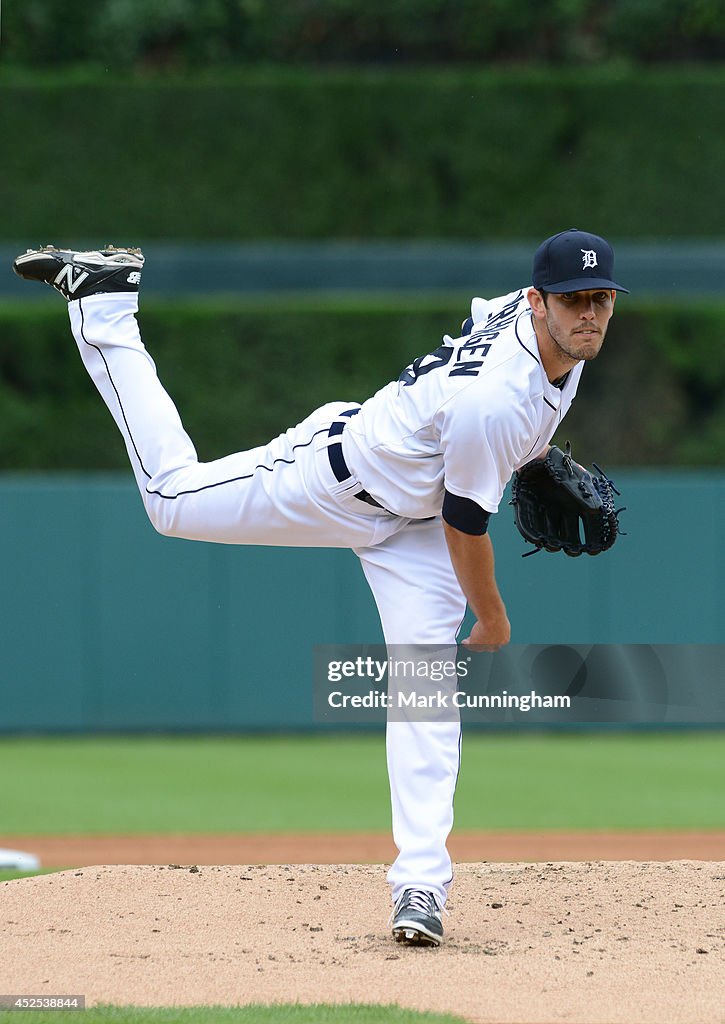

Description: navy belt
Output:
[328,410,384,509]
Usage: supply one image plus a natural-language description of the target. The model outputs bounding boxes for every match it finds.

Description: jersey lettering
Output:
[399,292,526,387]
[456,341,491,359]
[449,359,485,377]
[465,291,525,343]
[399,345,454,387]
[444,293,526,380]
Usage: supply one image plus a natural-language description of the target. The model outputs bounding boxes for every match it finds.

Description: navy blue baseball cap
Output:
[532,228,629,294]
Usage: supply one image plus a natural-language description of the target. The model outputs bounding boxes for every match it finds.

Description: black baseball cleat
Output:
[12,246,144,300]
[391,888,444,947]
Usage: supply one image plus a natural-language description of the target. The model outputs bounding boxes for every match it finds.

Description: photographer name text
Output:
[327,689,571,712]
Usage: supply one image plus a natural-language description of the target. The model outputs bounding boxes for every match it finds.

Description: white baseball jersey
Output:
[343,289,584,518]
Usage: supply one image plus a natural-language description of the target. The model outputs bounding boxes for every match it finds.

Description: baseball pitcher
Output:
[13,228,627,946]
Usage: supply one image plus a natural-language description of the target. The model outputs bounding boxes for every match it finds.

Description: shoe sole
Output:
[392,923,442,947]
[14,247,143,271]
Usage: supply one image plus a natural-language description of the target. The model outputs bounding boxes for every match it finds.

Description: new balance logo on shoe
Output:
[127,272,142,285]
[54,264,90,294]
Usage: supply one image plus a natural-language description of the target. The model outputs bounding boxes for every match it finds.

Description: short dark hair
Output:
[537,288,550,307]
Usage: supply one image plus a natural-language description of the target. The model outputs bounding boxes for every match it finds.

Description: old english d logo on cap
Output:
[532,228,629,294]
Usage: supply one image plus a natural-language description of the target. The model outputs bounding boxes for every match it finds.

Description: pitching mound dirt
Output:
[2,862,723,1024]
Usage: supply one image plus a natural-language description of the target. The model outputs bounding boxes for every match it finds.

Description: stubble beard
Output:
[546,315,605,364]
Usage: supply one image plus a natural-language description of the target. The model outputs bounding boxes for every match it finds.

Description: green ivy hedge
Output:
[3,0,725,67]
[1,296,723,470]
[2,69,725,240]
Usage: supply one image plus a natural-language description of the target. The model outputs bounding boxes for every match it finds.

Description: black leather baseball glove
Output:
[510,443,623,557]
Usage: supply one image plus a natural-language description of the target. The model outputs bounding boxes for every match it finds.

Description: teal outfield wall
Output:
[1,473,723,732]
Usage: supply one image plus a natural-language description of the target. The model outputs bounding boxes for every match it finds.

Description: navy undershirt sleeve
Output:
[442,489,491,535]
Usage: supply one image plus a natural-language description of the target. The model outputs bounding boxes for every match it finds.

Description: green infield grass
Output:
[0,868,59,882]
[0,1005,467,1024]
[0,732,722,834]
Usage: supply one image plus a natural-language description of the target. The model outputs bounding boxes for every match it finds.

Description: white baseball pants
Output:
[68,293,467,906]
